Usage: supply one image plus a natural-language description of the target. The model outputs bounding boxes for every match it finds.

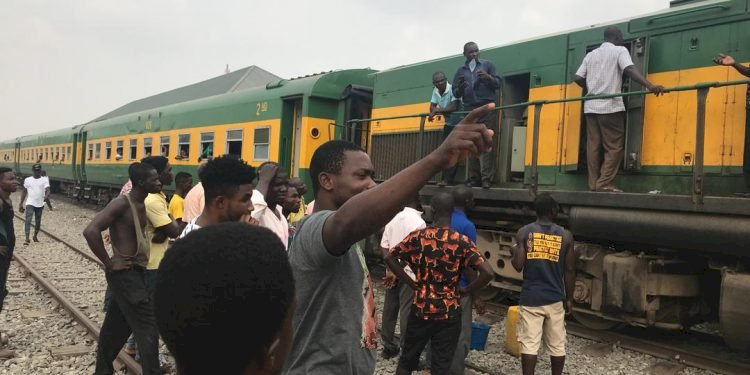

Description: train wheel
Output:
[572,310,621,330]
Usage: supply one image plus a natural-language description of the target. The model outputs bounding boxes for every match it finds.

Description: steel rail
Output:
[13,253,142,375]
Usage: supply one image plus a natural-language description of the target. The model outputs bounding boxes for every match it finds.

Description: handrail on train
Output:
[346,79,750,204]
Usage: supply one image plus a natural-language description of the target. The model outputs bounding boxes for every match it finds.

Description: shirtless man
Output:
[83,162,163,375]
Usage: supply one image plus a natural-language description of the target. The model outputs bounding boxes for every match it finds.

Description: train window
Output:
[143,137,153,158]
[45,148,49,161]
[129,139,137,160]
[55,147,60,161]
[160,135,170,158]
[177,134,190,160]
[60,146,65,162]
[95,143,102,160]
[226,130,243,159]
[200,132,214,161]
[88,144,93,160]
[67,146,71,160]
[253,127,270,161]
[116,141,123,160]
[105,142,112,160]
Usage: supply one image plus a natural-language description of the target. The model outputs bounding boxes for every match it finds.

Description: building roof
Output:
[91,65,280,122]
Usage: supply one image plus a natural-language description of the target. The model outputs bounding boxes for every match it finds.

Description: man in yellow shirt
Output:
[168,172,193,231]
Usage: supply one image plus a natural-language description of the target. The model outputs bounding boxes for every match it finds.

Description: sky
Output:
[0,0,670,139]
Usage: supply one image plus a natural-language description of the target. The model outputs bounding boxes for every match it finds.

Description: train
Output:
[2,0,749,352]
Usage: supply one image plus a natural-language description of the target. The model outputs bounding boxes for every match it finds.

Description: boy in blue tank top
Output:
[512,193,575,375]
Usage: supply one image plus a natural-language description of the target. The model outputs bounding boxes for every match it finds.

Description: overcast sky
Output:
[1,0,670,139]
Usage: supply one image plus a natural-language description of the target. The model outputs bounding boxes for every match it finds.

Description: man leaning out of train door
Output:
[512,193,575,375]
[574,26,664,193]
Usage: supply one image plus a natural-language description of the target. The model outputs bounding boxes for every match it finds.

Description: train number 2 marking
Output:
[256,101,268,116]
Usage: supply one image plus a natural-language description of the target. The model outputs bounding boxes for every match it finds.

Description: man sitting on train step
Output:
[574,26,664,193]
[384,192,493,375]
[512,193,575,375]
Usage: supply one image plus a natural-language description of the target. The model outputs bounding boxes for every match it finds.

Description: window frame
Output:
[143,137,153,158]
[253,127,271,162]
[129,139,138,161]
[177,133,191,160]
[225,129,243,159]
[160,135,170,158]
[200,132,214,160]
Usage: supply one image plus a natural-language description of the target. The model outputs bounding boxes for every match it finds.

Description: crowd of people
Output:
[1,28,749,375]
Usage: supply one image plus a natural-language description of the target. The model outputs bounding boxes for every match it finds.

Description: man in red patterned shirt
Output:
[384,192,493,375]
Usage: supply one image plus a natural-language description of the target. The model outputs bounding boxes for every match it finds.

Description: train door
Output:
[569,38,649,173]
[13,140,21,173]
[280,97,303,177]
[622,37,648,171]
[76,130,88,183]
[499,73,530,184]
[342,85,373,149]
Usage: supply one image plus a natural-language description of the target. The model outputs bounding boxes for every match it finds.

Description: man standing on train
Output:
[713,52,750,195]
[574,26,664,193]
[452,42,502,189]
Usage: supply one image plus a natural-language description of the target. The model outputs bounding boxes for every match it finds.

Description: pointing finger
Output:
[460,103,495,125]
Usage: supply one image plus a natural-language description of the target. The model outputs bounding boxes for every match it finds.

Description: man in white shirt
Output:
[251,162,290,249]
[574,26,664,193]
[379,196,426,359]
[19,164,49,244]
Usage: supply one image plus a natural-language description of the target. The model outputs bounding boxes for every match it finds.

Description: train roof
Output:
[91,65,281,123]
[82,68,376,134]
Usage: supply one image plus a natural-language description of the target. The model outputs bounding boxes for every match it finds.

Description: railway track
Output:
[13,213,143,374]
[487,302,750,375]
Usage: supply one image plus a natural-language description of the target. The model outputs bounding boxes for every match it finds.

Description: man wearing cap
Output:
[19,164,49,244]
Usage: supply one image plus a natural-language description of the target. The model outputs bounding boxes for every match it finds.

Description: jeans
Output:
[127,269,158,361]
[24,205,43,238]
[465,109,498,185]
[94,268,160,375]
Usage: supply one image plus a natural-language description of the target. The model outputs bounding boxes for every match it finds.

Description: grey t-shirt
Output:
[283,210,377,375]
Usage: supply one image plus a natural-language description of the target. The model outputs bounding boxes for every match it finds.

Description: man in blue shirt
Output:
[512,193,575,375]
[429,71,461,186]
[452,42,502,189]
[449,185,485,374]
